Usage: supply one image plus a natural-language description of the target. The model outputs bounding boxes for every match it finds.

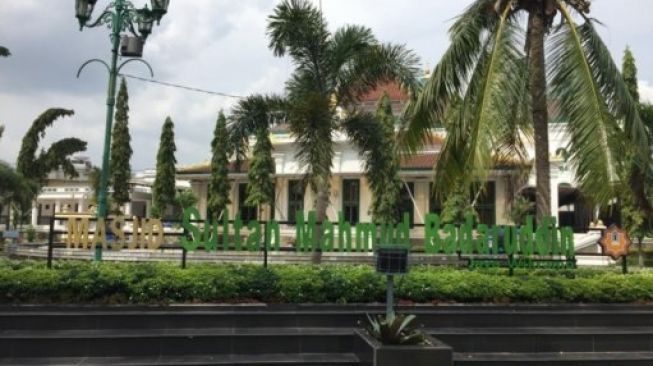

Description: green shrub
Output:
[25,226,36,242]
[0,260,651,304]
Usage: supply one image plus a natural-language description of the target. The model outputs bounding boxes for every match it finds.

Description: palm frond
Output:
[328,25,376,78]
[16,108,75,178]
[267,0,330,92]
[579,20,649,163]
[336,43,421,109]
[287,92,334,192]
[228,95,287,167]
[548,2,619,205]
[434,5,524,199]
[39,138,87,179]
[401,0,500,152]
[494,55,532,163]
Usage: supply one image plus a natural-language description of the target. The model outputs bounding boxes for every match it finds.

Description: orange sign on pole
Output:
[598,225,631,260]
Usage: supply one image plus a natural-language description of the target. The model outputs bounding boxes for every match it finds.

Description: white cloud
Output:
[640,81,653,104]
[1,0,653,170]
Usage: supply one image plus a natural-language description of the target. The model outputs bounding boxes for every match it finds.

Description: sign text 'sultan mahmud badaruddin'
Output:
[65,207,575,261]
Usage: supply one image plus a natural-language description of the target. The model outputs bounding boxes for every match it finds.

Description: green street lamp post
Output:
[74,0,169,260]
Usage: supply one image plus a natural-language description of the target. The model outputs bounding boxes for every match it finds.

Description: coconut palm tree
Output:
[265,0,420,260]
[403,0,649,223]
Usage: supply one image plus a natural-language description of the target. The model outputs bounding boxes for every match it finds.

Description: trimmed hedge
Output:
[0,259,651,304]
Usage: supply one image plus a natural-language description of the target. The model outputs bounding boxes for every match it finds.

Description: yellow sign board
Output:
[66,215,164,250]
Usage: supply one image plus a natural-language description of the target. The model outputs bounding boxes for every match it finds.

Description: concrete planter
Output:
[354,328,452,366]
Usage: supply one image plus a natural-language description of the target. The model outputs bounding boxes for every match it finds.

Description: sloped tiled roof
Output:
[400,153,438,170]
[359,81,409,102]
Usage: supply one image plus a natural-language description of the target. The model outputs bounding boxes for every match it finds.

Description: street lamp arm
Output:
[85,9,115,29]
[76,59,111,78]
[117,58,154,78]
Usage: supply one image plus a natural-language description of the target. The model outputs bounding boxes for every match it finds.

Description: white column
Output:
[78,199,84,213]
[54,201,62,228]
[145,201,151,218]
[31,203,38,227]
[550,172,559,224]
[124,202,132,216]
[190,181,206,219]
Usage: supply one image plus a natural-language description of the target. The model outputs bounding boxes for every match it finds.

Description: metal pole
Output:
[47,216,55,269]
[622,255,628,275]
[263,221,268,268]
[95,0,125,261]
[386,274,394,318]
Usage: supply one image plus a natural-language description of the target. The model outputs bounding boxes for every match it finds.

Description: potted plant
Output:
[354,313,452,366]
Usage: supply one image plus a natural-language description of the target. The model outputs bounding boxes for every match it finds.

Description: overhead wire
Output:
[119,73,244,99]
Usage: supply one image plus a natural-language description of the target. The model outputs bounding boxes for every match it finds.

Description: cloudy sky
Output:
[1,0,652,171]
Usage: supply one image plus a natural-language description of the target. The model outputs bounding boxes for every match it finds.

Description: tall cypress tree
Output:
[152,117,177,218]
[620,47,652,267]
[110,78,132,212]
[207,111,231,220]
[245,125,275,217]
[368,93,401,224]
[622,47,639,103]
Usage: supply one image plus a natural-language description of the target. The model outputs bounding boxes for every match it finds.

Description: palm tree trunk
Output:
[311,185,329,264]
[527,7,551,225]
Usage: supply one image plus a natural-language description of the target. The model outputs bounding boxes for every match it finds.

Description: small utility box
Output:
[376,246,409,275]
[120,36,144,57]
[375,246,409,318]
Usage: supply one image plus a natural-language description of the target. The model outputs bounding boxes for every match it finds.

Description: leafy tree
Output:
[245,121,276,216]
[176,189,198,220]
[439,181,479,225]
[1,125,34,229]
[0,46,9,57]
[345,93,402,224]
[619,47,652,267]
[0,125,4,139]
[207,111,231,220]
[152,117,177,218]
[622,47,639,103]
[267,0,420,261]
[230,96,285,221]
[16,108,87,190]
[87,166,111,213]
[0,162,37,229]
[403,0,649,224]
[110,78,133,212]
[509,195,535,226]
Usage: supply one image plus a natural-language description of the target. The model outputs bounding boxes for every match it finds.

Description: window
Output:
[342,179,360,224]
[397,182,414,226]
[429,183,443,216]
[287,180,304,224]
[238,183,257,223]
[473,182,496,226]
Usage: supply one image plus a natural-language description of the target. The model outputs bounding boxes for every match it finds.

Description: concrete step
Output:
[0,327,354,358]
[2,305,653,330]
[454,351,653,365]
[431,327,653,353]
[0,353,360,366]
